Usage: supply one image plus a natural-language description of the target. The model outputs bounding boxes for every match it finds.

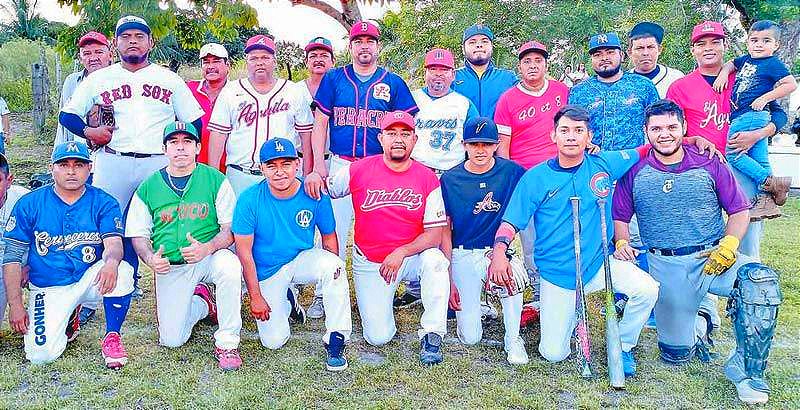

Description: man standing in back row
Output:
[627,22,684,98]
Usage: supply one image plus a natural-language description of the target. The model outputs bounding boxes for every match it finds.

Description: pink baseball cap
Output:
[380,111,415,131]
[305,36,333,54]
[424,48,455,69]
[691,21,725,43]
[77,31,109,47]
[517,40,549,59]
[349,21,380,41]
[245,35,276,54]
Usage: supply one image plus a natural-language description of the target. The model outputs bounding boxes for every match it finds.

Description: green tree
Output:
[727,0,800,68]
[0,0,61,44]
[274,0,392,29]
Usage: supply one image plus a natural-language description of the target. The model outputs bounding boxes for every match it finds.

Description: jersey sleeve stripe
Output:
[101,232,123,239]
[3,237,29,246]
[404,105,419,113]
[423,219,447,228]
[314,99,332,115]
[207,122,232,133]
[496,124,512,135]
[295,123,313,131]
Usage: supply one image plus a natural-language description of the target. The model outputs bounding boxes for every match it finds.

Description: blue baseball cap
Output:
[259,138,298,163]
[463,117,498,144]
[629,22,664,44]
[115,15,151,37]
[462,24,494,43]
[589,32,622,53]
[52,141,91,164]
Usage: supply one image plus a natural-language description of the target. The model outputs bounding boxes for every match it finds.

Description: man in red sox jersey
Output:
[327,111,449,365]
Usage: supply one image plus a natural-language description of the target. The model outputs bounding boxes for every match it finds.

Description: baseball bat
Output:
[597,198,625,389]
[570,196,594,379]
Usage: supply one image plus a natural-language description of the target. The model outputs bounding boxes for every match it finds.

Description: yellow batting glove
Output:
[700,235,739,275]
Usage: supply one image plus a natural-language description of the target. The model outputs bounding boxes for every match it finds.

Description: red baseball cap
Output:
[380,111,415,131]
[424,48,455,69]
[349,21,380,41]
[517,40,548,59]
[77,31,109,48]
[691,21,725,43]
[245,35,276,54]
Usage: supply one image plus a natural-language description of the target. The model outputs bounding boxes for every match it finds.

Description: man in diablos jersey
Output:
[452,24,517,118]
[0,153,29,327]
[233,138,351,372]
[187,43,230,169]
[627,22,684,98]
[127,122,243,371]
[440,117,528,364]
[3,141,134,368]
[59,15,205,299]
[208,35,313,196]
[327,111,449,365]
[304,21,418,260]
[494,40,570,305]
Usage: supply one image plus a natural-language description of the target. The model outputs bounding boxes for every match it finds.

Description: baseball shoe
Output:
[419,333,443,365]
[307,296,325,319]
[101,332,128,369]
[214,347,242,371]
[393,292,421,309]
[519,302,539,328]
[78,306,96,327]
[733,379,769,404]
[194,283,218,325]
[622,350,637,377]
[447,308,457,321]
[65,305,81,343]
[131,284,144,300]
[480,299,498,321]
[504,336,529,365]
[287,286,306,325]
[325,331,348,371]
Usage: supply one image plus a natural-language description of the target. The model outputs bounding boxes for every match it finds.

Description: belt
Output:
[334,154,360,162]
[228,164,262,176]
[169,261,186,266]
[297,152,331,160]
[649,240,719,257]
[104,146,162,158]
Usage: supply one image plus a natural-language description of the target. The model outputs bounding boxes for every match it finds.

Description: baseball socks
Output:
[102,294,132,369]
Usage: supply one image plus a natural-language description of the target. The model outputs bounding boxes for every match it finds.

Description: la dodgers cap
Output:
[115,15,150,37]
[305,36,333,54]
[245,35,276,54]
[52,141,91,163]
[77,31,110,47]
[517,40,549,59]
[691,21,725,43]
[260,138,298,163]
[463,117,499,144]
[199,43,228,59]
[589,32,622,53]
[163,121,199,144]
[424,48,455,69]
[349,21,380,41]
[380,111,415,131]
[462,24,494,43]
[629,22,665,44]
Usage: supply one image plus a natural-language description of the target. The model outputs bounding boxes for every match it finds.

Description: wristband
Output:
[494,236,511,248]
[615,239,629,249]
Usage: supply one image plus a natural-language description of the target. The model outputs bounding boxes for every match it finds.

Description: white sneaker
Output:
[505,336,529,365]
[734,379,769,404]
[307,296,325,319]
[480,300,499,321]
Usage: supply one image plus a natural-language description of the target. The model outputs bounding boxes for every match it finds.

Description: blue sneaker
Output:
[78,306,96,326]
[287,286,306,325]
[447,308,456,320]
[325,331,348,371]
[622,350,637,377]
[419,333,443,365]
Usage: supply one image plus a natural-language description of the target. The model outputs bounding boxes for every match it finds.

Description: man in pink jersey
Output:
[493,40,570,305]
[327,111,450,365]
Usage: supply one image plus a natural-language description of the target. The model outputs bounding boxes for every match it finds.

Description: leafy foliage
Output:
[0,39,70,111]
[0,0,66,45]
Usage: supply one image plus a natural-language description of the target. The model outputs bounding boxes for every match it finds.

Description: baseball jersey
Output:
[494,80,569,169]
[187,79,224,167]
[231,179,335,281]
[503,150,641,289]
[411,88,478,171]
[62,63,204,154]
[452,62,518,118]
[666,70,734,152]
[327,155,447,263]
[731,55,790,120]
[613,146,749,250]
[314,65,418,158]
[628,64,684,98]
[126,164,235,264]
[441,158,525,249]
[0,185,30,262]
[208,78,312,169]
[569,72,659,151]
[55,70,87,147]
[3,185,124,288]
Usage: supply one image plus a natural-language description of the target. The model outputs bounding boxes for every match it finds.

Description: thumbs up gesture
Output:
[180,232,210,264]
[148,244,171,274]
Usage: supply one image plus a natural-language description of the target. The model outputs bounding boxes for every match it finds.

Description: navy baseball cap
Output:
[629,22,664,44]
[589,32,622,53]
[259,138,298,163]
[115,15,151,37]
[462,24,494,43]
[163,121,199,144]
[463,117,498,144]
[52,141,91,163]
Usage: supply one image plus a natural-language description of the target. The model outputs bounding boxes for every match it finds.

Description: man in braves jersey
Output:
[208,35,313,197]
[305,21,418,261]
[440,117,529,364]
[3,141,134,368]
[127,122,243,371]
[59,15,205,299]
[452,24,517,118]
[327,111,449,365]
[627,22,684,98]
[187,43,230,169]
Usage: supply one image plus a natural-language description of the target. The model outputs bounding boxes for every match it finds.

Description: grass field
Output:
[0,113,798,409]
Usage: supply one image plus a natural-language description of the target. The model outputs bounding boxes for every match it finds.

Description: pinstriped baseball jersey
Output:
[208,78,313,169]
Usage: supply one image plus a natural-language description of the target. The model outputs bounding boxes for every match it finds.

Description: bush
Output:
[0,78,32,112]
[0,38,71,112]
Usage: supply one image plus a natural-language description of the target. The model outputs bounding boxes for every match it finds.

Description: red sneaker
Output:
[520,302,540,328]
[101,332,128,369]
[214,347,242,371]
[66,304,81,343]
[194,283,218,325]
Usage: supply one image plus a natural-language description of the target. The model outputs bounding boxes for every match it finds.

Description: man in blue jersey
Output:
[440,117,529,364]
[305,20,418,260]
[233,138,352,372]
[452,24,517,118]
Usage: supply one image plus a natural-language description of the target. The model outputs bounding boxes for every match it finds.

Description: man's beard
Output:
[596,64,621,78]
[467,54,490,66]
[121,52,149,65]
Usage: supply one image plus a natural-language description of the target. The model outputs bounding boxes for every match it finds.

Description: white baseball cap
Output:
[199,43,228,59]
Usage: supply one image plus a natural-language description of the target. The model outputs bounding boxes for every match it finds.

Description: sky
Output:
[34,0,399,51]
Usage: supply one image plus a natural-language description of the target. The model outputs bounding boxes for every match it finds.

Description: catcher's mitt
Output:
[483,249,530,298]
[28,172,54,190]
[85,103,114,149]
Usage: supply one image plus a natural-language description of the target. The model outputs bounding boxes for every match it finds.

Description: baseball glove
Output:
[28,172,53,190]
[482,249,530,298]
[85,103,114,149]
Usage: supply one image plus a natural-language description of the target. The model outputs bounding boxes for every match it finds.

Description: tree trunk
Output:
[291,0,363,30]
[777,20,799,69]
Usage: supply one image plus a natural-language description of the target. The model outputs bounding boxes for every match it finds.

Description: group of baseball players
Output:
[0,14,791,405]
